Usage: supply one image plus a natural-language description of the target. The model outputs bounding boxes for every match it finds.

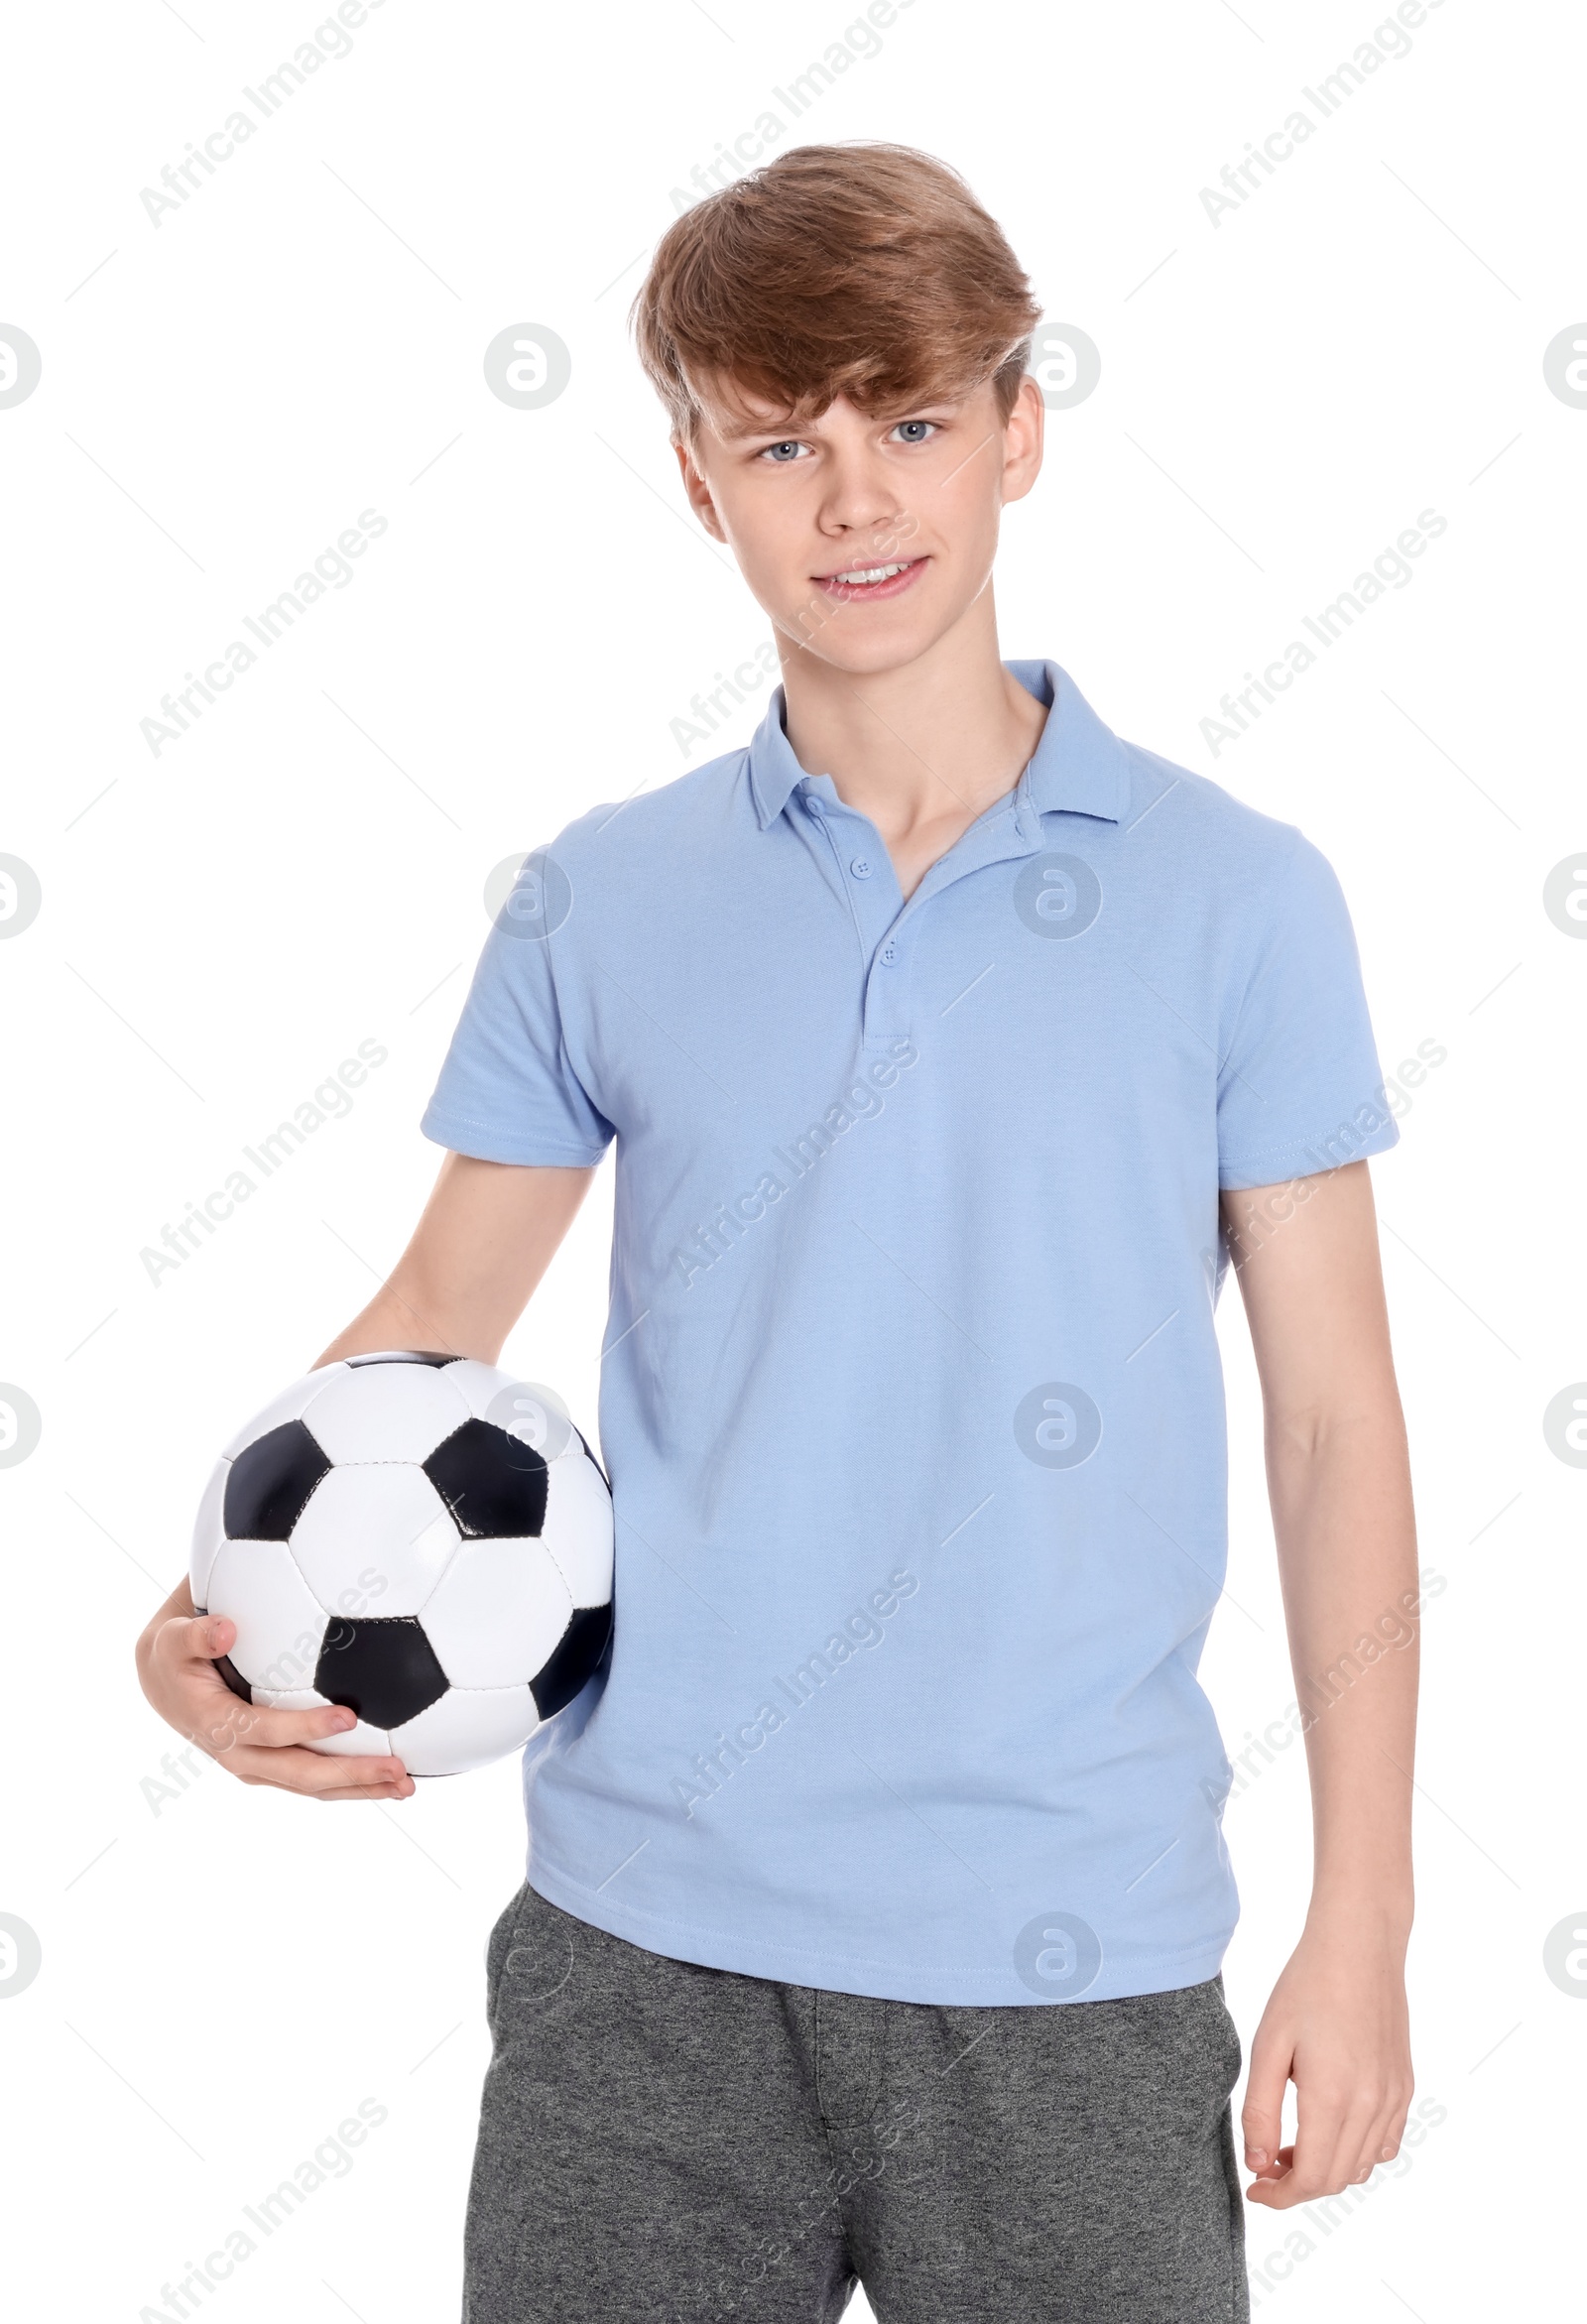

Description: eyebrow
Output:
[711,399,963,444]
[711,412,808,443]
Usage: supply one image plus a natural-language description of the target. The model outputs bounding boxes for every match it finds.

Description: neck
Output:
[776,593,1048,842]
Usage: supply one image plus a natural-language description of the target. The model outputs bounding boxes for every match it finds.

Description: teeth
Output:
[832,562,907,585]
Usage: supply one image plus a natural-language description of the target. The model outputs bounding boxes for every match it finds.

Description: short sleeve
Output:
[1216,835,1399,1189]
[420,856,614,1167]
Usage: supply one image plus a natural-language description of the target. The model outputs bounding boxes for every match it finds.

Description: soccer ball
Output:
[189,1352,613,1777]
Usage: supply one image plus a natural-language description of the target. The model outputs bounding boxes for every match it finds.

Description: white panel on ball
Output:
[188,1458,230,1606]
[309,1720,393,1759]
[420,1538,574,1688]
[299,1363,473,1465]
[544,1452,616,1609]
[219,1364,345,1460]
[289,1465,460,1615]
[206,1541,328,1690]
[390,1683,541,1776]
[445,1358,575,1459]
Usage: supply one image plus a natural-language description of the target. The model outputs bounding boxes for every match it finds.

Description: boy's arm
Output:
[1222,1156,1418,2208]
[134,1155,597,1800]
[312,1151,596,1371]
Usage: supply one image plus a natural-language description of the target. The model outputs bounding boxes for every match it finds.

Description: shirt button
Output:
[850,856,873,879]
[804,795,824,817]
[880,943,896,964]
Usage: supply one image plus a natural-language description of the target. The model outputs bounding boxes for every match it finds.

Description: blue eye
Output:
[762,439,804,462]
[893,421,935,443]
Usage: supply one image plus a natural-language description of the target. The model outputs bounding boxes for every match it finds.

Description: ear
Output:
[673,433,729,544]
[999,372,1045,508]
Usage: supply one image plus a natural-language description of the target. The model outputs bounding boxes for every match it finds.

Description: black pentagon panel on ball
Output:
[345,1350,463,1368]
[531,1601,613,1721]
[424,1417,549,1539]
[223,1420,333,1541]
[214,1652,254,1705]
[314,1617,449,1729]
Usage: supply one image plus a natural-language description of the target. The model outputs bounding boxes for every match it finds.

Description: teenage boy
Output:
[138,142,1418,2322]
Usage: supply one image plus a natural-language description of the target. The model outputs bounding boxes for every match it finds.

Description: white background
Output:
[2,0,1582,2316]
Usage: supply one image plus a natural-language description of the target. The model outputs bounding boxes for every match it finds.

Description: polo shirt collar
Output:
[1006,659,1132,824]
[746,659,1131,829]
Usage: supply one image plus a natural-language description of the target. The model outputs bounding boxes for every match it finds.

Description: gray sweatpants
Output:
[463,1881,1249,2323]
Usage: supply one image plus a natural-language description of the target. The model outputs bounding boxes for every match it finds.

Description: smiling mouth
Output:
[815,556,926,602]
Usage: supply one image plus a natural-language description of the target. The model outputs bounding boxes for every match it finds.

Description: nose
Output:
[818,442,912,552]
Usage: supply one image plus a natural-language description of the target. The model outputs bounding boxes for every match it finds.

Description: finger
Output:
[169,1611,239,1665]
[1377,2090,1412,2166]
[222,1742,416,1798]
[1333,2070,1413,2195]
[1316,2101,1384,2195]
[1244,2143,1295,2207]
[1352,2091,1412,2186]
[305,1765,418,1801]
[167,1624,366,1756]
[314,1782,415,1801]
[160,1611,263,1716]
[1285,2084,1361,2203]
[1241,2023,1292,2176]
[196,1695,362,1754]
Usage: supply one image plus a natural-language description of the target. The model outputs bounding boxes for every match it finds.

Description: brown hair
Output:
[631,142,1041,447]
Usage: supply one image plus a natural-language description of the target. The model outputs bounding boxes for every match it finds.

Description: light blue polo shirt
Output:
[421,660,1398,2006]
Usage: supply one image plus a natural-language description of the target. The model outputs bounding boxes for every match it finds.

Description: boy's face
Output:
[674,372,1044,676]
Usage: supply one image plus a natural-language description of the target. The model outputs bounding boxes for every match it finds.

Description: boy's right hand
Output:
[136,1585,416,1800]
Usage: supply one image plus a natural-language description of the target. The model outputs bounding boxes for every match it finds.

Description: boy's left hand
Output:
[1241,1911,1413,2208]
